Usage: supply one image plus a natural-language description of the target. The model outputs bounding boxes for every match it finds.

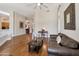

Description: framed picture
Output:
[1,16,9,30]
[64,3,76,30]
[20,21,23,28]
[2,22,9,29]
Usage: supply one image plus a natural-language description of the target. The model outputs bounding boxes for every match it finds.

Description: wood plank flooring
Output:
[0,34,48,56]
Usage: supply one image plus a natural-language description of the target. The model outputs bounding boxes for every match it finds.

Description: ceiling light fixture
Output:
[34,3,50,12]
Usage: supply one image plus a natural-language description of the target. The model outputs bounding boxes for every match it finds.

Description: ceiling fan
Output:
[34,3,50,12]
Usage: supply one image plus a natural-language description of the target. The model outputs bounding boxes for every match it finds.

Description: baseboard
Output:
[6,36,12,40]
[12,33,25,37]
[0,36,12,46]
[13,34,26,38]
[0,39,7,46]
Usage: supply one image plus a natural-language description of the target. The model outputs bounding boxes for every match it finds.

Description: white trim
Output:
[7,37,12,40]
[0,39,7,46]
[0,34,12,46]
[12,33,26,37]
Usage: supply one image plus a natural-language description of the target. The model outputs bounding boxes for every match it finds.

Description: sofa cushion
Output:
[60,33,79,49]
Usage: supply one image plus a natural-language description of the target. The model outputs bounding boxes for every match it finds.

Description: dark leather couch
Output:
[48,33,79,56]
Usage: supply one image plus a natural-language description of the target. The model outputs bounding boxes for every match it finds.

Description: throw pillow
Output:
[56,35,61,44]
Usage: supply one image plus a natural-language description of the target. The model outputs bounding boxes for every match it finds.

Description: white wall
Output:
[0,7,30,37]
[0,10,12,46]
[13,12,26,36]
[34,6,58,36]
[58,3,79,42]
[0,8,13,36]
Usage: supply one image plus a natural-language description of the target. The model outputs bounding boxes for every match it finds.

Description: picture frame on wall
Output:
[20,21,23,28]
[1,16,9,30]
[64,3,76,30]
[2,22,9,29]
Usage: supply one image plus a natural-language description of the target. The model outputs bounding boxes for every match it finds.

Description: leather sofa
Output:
[48,33,79,56]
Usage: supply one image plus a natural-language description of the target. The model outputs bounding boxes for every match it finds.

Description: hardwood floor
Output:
[0,34,48,56]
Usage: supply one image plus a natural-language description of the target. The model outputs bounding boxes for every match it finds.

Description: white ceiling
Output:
[0,3,60,17]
